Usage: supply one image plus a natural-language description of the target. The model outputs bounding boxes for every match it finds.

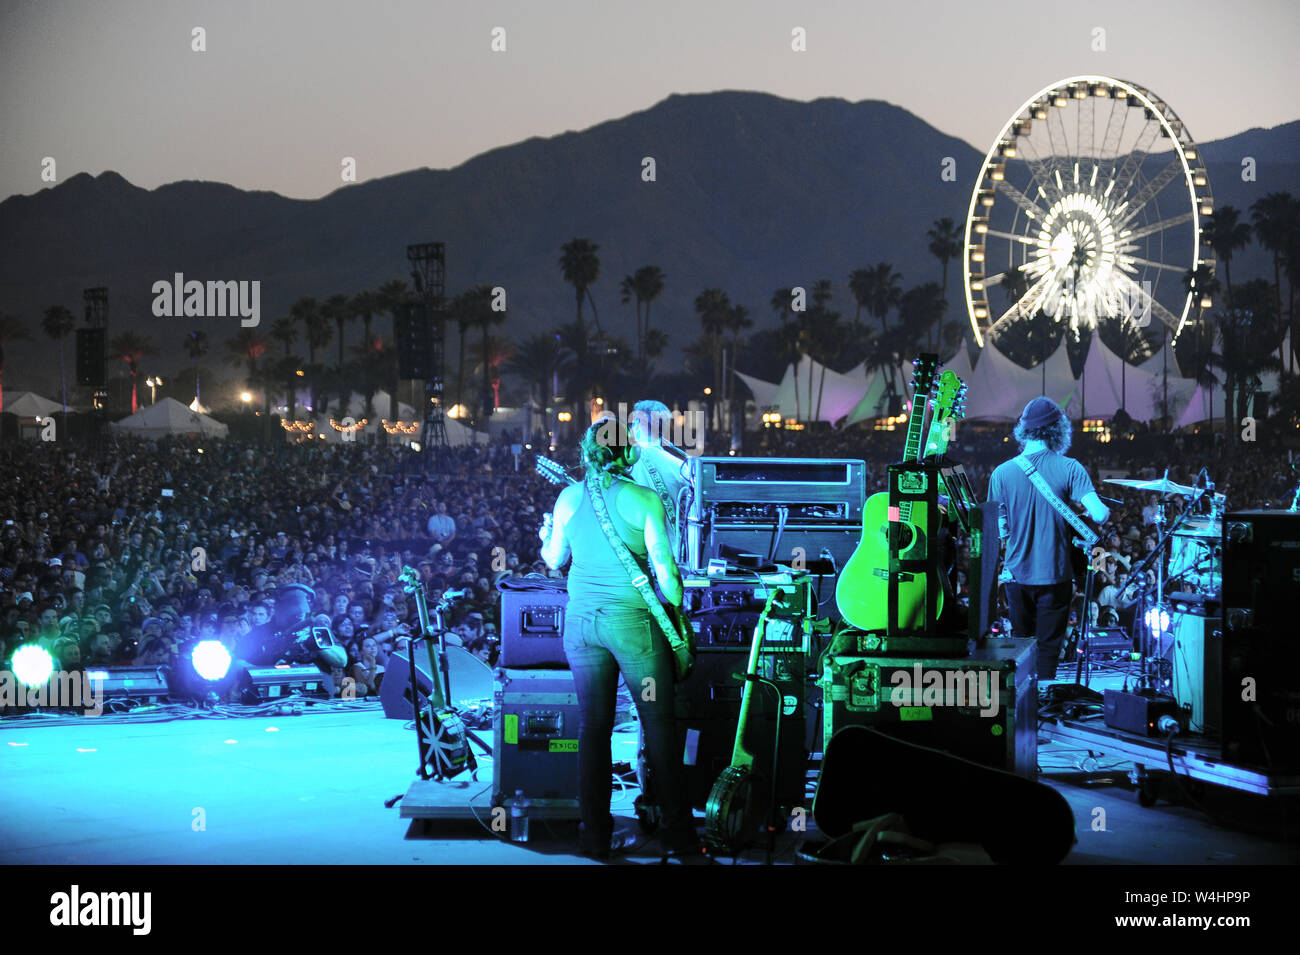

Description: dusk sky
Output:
[1,0,1297,203]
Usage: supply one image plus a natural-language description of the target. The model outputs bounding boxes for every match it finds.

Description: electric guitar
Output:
[535,454,578,487]
[398,566,473,779]
[834,355,941,632]
[922,370,971,531]
[535,454,695,679]
[704,587,785,852]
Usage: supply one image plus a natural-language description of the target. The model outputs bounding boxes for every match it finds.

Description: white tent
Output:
[1174,384,1226,428]
[111,397,229,438]
[1066,336,1198,422]
[962,340,1076,421]
[4,391,62,417]
[735,354,870,425]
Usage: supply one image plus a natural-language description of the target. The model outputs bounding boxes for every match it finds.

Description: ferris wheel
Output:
[962,76,1215,350]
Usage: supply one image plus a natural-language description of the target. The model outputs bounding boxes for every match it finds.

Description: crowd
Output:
[0,421,1293,704]
[0,437,563,702]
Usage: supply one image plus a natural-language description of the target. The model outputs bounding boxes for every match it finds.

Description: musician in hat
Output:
[986,397,1109,682]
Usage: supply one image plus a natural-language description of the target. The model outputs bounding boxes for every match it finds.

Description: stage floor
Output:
[1,698,1295,865]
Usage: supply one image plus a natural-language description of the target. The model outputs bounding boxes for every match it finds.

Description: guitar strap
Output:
[641,458,678,537]
[584,475,688,657]
[1013,455,1098,548]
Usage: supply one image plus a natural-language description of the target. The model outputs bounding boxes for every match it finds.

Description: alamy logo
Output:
[889,664,1001,717]
[49,885,151,935]
[151,273,260,326]
[0,668,103,716]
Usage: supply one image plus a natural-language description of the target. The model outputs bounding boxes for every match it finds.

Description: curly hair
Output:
[579,420,637,489]
[1013,413,1073,454]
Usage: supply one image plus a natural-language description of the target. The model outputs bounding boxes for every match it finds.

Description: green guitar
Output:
[835,355,941,632]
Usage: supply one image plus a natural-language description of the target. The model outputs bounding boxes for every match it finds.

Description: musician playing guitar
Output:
[540,420,700,860]
[985,397,1109,684]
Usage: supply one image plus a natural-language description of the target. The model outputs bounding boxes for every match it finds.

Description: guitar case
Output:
[813,725,1075,864]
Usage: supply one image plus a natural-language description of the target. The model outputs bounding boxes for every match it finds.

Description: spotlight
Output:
[12,645,54,687]
[167,638,238,703]
[192,640,232,681]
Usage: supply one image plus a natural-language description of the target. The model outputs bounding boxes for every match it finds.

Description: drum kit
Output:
[1099,471,1224,688]
[1105,475,1225,599]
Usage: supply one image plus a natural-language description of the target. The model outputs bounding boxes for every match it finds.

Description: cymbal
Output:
[1104,477,1199,495]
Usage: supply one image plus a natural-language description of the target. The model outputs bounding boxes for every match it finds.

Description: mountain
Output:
[1,91,1296,396]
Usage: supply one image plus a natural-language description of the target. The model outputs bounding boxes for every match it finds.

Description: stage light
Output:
[192,640,232,681]
[12,645,54,687]
[167,638,238,703]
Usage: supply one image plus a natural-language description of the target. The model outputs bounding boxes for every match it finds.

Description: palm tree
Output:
[863,263,903,333]
[351,290,381,352]
[694,288,731,428]
[322,292,355,409]
[898,282,947,357]
[0,314,33,414]
[1203,205,1251,309]
[460,284,504,420]
[225,328,272,422]
[724,303,753,429]
[848,268,872,325]
[292,296,332,413]
[183,329,209,407]
[619,265,666,368]
[559,238,602,337]
[926,217,964,347]
[269,318,300,419]
[1219,279,1282,450]
[506,332,569,435]
[1250,192,1295,367]
[448,289,475,412]
[41,305,76,415]
[374,279,409,421]
[771,286,803,421]
[108,332,154,413]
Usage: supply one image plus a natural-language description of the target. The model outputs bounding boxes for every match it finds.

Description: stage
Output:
[1,699,1294,866]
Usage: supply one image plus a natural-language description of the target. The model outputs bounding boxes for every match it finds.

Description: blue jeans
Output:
[563,606,693,849]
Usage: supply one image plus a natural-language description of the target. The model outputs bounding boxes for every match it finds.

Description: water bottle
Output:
[510,790,531,843]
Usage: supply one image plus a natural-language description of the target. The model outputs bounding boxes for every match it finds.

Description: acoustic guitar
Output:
[834,356,941,631]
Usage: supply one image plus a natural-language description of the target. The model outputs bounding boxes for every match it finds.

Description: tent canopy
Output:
[5,391,63,417]
[110,397,229,438]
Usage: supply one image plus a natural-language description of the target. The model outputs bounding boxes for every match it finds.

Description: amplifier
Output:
[498,585,568,668]
[1102,689,1184,737]
[1170,613,1221,735]
[492,667,582,816]
[819,639,1037,777]
[677,645,810,813]
[686,457,866,567]
[1221,510,1300,770]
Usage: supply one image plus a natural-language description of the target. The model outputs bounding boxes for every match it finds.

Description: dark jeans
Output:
[563,606,693,850]
[1004,581,1073,680]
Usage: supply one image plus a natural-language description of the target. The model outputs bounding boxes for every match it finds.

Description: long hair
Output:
[578,419,637,489]
[1013,413,1072,454]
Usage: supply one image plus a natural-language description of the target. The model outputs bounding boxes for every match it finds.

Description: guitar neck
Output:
[729,592,777,770]
[412,587,450,709]
[897,395,931,521]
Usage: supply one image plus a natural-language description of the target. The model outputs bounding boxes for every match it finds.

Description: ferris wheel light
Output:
[1200,295,1213,308]
[990,164,1005,181]
[1201,201,1213,215]
[1115,88,1128,99]
[980,195,995,208]
[1184,148,1198,160]
[1034,106,1048,120]
[975,222,989,234]
[974,307,988,319]
[1073,86,1088,99]
[1194,172,1207,186]
[1093,85,1110,97]
[970,247,985,262]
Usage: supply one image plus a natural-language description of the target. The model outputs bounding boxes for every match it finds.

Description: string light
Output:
[329,418,368,434]
[280,420,316,432]
[381,419,420,435]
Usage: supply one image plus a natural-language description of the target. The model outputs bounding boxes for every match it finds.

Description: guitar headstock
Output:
[909,353,940,404]
[924,370,968,458]
[535,455,574,487]
[399,565,422,595]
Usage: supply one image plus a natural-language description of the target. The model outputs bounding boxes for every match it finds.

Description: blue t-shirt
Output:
[987,450,1095,586]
